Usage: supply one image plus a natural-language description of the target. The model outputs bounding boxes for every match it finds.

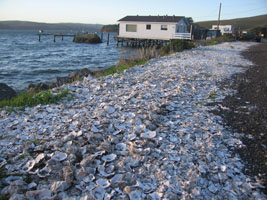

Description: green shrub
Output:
[159,40,195,55]
[206,34,236,46]
[0,89,70,109]
[96,58,148,77]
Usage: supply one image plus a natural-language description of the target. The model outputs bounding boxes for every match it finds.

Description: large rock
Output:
[73,34,102,44]
[0,83,16,101]
[28,83,49,93]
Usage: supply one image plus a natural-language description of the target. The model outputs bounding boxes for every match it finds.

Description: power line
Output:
[193,7,266,20]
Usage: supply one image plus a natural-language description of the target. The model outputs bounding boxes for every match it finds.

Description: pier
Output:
[38,33,75,42]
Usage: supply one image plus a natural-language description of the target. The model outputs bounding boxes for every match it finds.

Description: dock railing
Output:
[172,33,192,40]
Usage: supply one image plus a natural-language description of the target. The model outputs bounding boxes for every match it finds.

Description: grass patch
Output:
[159,39,195,55]
[96,58,148,77]
[0,89,70,109]
[204,73,212,78]
[209,92,217,101]
[205,34,236,46]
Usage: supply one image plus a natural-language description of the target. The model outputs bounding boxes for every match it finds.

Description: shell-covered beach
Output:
[0,42,266,199]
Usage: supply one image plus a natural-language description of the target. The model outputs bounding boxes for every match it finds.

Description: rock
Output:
[56,76,72,87]
[73,34,102,44]
[0,83,16,101]
[68,68,91,81]
[51,181,70,193]
[26,189,52,199]
[28,83,49,93]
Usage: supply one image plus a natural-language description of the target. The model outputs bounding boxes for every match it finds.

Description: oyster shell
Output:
[102,154,117,162]
[140,131,156,139]
[115,143,127,151]
[90,187,105,200]
[96,178,110,188]
[22,160,36,172]
[51,151,67,162]
[37,167,51,178]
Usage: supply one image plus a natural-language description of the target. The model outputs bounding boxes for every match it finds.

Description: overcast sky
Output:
[0,0,266,24]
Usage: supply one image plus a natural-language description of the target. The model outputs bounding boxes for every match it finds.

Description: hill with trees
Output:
[0,21,103,32]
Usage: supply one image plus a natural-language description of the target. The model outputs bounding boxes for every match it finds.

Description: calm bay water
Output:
[0,30,139,92]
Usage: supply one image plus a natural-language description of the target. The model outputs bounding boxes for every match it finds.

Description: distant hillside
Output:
[0,21,103,32]
[101,24,119,32]
[196,15,267,31]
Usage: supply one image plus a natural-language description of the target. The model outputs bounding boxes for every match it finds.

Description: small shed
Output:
[117,15,192,40]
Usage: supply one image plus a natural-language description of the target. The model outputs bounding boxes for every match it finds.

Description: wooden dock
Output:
[37,33,75,42]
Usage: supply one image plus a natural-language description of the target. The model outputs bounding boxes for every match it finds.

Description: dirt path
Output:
[218,42,267,194]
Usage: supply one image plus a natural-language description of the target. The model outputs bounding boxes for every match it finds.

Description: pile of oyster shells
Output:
[0,42,265,200]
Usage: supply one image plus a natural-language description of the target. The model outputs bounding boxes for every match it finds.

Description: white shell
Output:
[98,165,115,178]
[129,190,142,200]
[140,131,156,139]
[37,167,51,178]
[115,143,127,151]
[91,187,105,200]
[102,154,117,162]
[0,158,7,168]
[96,178,110,188]
[35,153,45,164]
[104,106,115,114]
[51,151,68,162]
[22,160,36,172]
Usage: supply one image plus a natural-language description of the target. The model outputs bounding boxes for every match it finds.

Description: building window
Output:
[146,24,151,30]
[126,24,137,32]
[161,25,168,31]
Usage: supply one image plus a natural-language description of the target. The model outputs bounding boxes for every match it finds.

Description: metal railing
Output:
[172,33,191,40]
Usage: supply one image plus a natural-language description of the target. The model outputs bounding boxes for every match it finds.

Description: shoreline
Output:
[0,42,266,199]
[215,43,267,194]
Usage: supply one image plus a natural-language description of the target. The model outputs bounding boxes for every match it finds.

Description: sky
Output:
[0,0,266,24]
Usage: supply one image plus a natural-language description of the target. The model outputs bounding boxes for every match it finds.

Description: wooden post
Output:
[170,40,173,52]
[62,35,64,41]
[190,25,193,40]
[217,3,222,30]
[38,34,41,42]
[101,32,103,41]
[107,33,110,45]
[53,35,56,42]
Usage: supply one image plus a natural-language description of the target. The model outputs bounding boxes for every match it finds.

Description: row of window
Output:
[126,24,168,32]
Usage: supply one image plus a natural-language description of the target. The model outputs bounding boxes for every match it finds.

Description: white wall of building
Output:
[119,18,189,40]
[211,25,234,35]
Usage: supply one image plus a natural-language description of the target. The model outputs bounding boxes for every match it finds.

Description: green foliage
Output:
[0,89,70,109]
[159,40,195,55]
[0,194,10,200]
[209,92,217,100]
[101,24,119,32]
[205,34,236,46]
[96,58,148,77]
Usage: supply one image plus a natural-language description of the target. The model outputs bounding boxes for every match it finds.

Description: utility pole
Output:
[217,2,222,30]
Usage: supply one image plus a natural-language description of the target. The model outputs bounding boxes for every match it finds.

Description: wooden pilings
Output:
[37,34,75,42]
[107,33,110,45]
[113,36,170,48]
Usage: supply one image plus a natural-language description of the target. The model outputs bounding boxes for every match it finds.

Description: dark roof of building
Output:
[118,16,185,23]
